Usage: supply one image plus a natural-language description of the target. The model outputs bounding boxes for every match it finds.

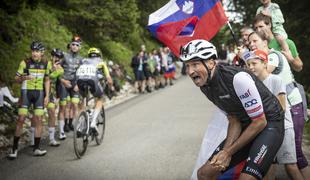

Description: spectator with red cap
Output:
[242,49,304,180]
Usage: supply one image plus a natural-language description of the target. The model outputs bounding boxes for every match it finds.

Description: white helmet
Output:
[179,39,217,62]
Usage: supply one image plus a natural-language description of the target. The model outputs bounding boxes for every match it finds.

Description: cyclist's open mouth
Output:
[192,75,201,82]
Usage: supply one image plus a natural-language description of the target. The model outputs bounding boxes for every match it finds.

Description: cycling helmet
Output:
[88,47,101,58]
[179,39,217,62]
[30,41,45,51]
[51,48,64,59]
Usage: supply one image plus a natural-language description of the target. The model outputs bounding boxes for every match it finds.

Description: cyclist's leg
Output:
[11,90,29,153]
[240,121,284,180]
[29,116,36,146]
[47,96,60,146]
[33,90,45,151]
[58,82,68,137]
[69,87,80,129]
[64,95,71,131]
[89,79,104,128]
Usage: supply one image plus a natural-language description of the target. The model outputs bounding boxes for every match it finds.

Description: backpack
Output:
[268,50,284,75]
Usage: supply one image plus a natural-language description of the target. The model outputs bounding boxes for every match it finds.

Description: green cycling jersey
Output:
[16,58,52,90]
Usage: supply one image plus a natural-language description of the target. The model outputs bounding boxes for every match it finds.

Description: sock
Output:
[48,127,55,142]
[13,136,20,151]
[65,118,68,125]
[33,137,41,151]
[30,127,35,145]
[69,118,73,125]
[91,109,100,127]
[59,120,65,133]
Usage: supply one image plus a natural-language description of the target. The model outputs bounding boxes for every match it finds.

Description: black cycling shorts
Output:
[209,115,284,179]
[77,78,104,98]
[57,79,80,103]
[18,89,45,116]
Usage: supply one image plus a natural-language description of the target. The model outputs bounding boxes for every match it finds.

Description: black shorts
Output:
[18,89,45,115]
[134,70,145,81]
[57,79,80,103]
[153,69,159,77]
[144,69,152,79]
[20,89,44,110]
[209,117,284,179]
[77,78,104,98]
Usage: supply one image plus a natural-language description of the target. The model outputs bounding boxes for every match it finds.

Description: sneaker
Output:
[59,133,66,140]
[49,140,60,147]
[64,124,70,132]
[33,149,47,156]
[69,124,74,131]
[7,149,18,160]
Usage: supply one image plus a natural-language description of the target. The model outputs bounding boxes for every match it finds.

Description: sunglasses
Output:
[71,42,81,47]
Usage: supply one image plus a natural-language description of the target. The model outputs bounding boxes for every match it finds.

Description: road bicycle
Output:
[73,83,106,158]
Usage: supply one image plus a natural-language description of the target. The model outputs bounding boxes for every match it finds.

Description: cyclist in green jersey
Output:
[8,41,51,159]
[46,49,64,147]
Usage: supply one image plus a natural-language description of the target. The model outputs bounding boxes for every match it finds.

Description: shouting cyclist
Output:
[180,40,285,180]
[76,47,113,134]
[8,41,51,159]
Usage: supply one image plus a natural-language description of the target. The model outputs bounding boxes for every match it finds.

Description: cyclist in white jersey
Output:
[76,48,113,134]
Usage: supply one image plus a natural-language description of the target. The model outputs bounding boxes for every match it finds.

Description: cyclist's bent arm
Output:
[15,60,28,83]
[224,115,267,155]
[223,72,267,155]
[223,115,242,152]
[100,62,113,86]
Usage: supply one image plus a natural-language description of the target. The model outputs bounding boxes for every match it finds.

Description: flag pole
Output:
[227,21,239,46]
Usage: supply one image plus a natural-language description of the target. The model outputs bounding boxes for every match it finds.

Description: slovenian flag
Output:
[148,0,228,57]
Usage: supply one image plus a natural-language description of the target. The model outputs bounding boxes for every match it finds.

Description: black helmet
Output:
[51,48,64,59]
[30,41,45,51]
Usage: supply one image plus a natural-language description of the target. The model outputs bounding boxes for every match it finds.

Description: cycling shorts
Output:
[77,78,104,98]
[18,90,44,116]
[209,114,284,179]
[47,94,57,109]
[57,80,80,105]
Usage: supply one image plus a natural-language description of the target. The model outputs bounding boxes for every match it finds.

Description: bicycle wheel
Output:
[95,107,106,145]
[73,111,89,158]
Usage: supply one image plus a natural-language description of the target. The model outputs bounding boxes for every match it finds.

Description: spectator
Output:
[226,45,236,65]
[163,47,175,86]
[256,0,291,57]
[254,13,303,72]
[131,51,146,93]
[248,30,310,179]
[234,26,254,67]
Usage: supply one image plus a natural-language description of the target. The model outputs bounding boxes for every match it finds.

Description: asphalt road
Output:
[0,77,215,180]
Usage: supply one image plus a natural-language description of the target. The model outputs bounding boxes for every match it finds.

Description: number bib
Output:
[76,65,97,77]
